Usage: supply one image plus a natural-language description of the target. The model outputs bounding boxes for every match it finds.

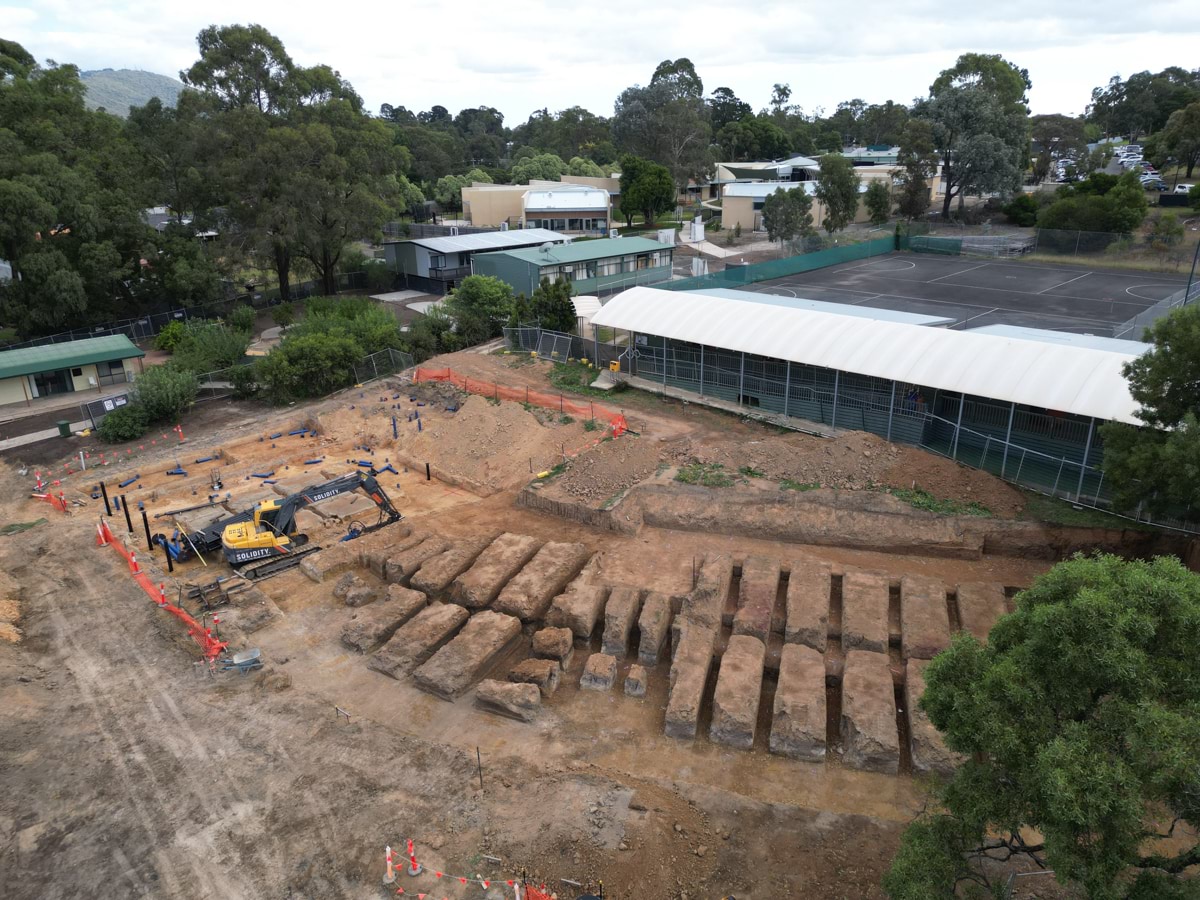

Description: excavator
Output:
[164,472,402,578]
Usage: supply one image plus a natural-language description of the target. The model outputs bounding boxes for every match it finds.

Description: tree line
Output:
[3,25,1198,339]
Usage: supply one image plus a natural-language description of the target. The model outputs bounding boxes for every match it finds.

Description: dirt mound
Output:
[545,433,662,505]
[674,430,1026,517]
[403,395,590,491]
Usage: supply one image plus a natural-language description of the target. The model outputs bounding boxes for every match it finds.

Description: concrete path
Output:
[0,421,90,453]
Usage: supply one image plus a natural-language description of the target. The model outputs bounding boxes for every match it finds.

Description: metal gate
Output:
[534,330,573,362]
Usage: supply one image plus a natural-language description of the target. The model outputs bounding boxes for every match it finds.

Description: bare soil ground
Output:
[0,350,1125,899]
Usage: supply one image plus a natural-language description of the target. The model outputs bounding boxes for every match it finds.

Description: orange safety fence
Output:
[97,519,227,661]
[415,367,627,437]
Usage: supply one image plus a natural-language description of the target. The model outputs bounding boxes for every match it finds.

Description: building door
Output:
[33,369,72,396]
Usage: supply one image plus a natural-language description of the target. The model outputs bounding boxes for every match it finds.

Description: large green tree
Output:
[813,153,862,233]
[510,152,568,183]
[444,274,513,346]
[1100,302,1200,515]
[612,58,713,191]
[893,120,937,220]
[0,40,160,332]
[884,553,1200,900]
[1089,68,1200,141]
[617,154,675,226]
[1030,113,1088,183]
[918,54,1031,219]
[761,187,815,249]
[1159,101,1200,178]
[530,276,575,333]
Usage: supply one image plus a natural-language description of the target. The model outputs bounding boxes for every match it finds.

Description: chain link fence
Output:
[352,348,415,385]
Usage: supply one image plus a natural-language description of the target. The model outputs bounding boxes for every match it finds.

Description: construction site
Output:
[1,344,1191,900]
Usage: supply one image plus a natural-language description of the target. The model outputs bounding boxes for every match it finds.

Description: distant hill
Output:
[81,69,184,116]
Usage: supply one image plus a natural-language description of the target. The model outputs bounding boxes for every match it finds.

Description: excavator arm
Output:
[218,471,403,566]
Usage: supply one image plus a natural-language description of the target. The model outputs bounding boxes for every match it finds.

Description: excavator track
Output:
[239,546,323,581]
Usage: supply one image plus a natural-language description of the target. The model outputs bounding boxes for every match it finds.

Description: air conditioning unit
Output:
[500,222,509,231]
[449,225,459,236]
[609,228,620,239]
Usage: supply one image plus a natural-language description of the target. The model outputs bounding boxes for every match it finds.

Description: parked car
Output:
[1142,180,1168,192]
[1175,184,1195,194]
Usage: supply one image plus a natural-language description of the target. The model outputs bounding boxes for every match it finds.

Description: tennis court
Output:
[750,253,1190,333]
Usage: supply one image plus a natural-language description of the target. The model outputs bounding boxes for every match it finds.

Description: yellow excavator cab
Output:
[222,520,293,552]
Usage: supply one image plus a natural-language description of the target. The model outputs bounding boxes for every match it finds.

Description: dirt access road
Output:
[0,355,1080,899]
[0,506,909,899]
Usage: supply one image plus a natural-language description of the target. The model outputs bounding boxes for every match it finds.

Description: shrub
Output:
[154,320,186,352]
[98,404,149,442]
[1003,194,1039,227]
[271,303,295,328]
[170,320,250,373]
[255,332,363,402]
[133,364,199,422]
[228,304,256,333]
[228,364,258,399]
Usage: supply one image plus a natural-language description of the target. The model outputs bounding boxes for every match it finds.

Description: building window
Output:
[95,359,128,386]
[430,254,446,269]
[71,367,83,377]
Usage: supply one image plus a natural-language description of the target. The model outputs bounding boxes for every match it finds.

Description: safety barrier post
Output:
[383,846,395,885]
[129,552,140,575]
[406,838,422,876]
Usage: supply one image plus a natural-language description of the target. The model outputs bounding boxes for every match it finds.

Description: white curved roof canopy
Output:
[591,287,1150,425]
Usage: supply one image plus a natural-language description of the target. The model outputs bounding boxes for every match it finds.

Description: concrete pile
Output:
[449,533,542,609]
[784,560,831,652]
[664,553,728,740]
[905,658,966,776]
[955,582,1007,642]
[600,586,643,657]
[492,542,592,621]
[900,575,951,660]
[301,524,413,582]
[841,571,890,653]
[362,531,428,579]
[580,653,618,691]
[341,587,427,652]
[769,643,826,762]
[636,592,675,666]
[368,602,468,679]
[475,680,541,722]
[531,626,575,670]
[385,537,452,585]
[412,610,523,700]
[507,658,561,696]
[409,538,494,596]
[709,635,766,749]
[546,577,610,639]
[840,649,899,774]
[624,664,648,697]
[732,556,780,642]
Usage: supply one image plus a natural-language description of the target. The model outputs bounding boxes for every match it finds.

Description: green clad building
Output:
[0,335,145,406]
[470,236,674,297]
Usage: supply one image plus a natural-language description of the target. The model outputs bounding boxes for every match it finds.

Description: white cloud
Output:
[3,0,1197,122]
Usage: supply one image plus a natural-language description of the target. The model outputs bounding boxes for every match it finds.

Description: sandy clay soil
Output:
[0,351,1125,899]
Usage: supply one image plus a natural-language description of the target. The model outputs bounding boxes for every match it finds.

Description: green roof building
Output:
[0,334,145,406]
[470,236,674,297]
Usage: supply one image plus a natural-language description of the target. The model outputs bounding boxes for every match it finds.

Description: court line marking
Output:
[774,283,1116,327]
[780,270,1154,309]
[815,253,1189,283]
[926,262,988,283]
[1038,272,1091,294]
[1125,284,1179,301]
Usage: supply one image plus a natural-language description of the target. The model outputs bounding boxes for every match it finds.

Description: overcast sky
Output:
[5,0,1199,123]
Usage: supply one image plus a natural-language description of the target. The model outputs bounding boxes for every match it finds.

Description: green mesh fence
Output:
[906,235,963,255]
[663,236,896,291]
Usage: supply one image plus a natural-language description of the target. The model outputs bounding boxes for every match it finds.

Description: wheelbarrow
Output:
[220,648,263,675]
